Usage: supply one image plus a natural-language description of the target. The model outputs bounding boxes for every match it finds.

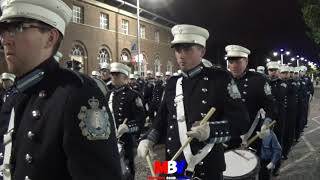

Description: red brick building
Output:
[0,0,177,76]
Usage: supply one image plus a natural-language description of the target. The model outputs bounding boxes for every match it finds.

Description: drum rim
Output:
[223,149,261,179]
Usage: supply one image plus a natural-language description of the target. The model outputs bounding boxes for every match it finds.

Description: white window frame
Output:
[155,30,160,43]
[166,61,173,73]
[72,5,83,24]
[100,13,109,29]
[121,19,129,35]
[140,25,146,39]
[154,56,161,73]
[98,48,111,64]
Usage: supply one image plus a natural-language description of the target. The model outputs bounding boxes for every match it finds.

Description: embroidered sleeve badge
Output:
[227,79,241,99]
[78,97,111,140]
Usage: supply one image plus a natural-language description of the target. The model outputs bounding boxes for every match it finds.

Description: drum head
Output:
[223,149,259,178]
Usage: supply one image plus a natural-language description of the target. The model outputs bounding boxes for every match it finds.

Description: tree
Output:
[299,0,320,45]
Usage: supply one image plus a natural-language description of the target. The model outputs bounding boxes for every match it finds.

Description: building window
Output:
[70,44,86,73]
[72,5,83,24]
[100,13,109,29]
[71,45,84,56]
[166,61,173,73]
[155,31,160,43]
[154,56,161,73]
[120,49,131,63]
[121,19,129,35]
[140,25,146,39]
[98,48,111,64]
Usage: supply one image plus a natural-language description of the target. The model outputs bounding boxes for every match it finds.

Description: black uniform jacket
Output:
[0,58,121,180]
[148,64,249,173]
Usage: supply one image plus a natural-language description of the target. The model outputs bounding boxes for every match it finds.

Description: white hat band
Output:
[226,51,249,58]
[171,34,206,47]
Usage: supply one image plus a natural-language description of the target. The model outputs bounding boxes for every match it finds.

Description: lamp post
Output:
[273,49,290,65]
[137,0,141,76]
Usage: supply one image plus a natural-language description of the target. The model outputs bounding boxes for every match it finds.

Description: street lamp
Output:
[273,49,290,65]
[266,58,271,62]
[137,0,141,76]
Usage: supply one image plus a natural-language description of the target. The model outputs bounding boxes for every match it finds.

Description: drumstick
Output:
[171,107,216,161]
[146,154,155,176]
[246,120,276,148]
[231,150,250,161]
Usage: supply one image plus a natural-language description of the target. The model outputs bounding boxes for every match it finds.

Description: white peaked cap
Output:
[1,72,15,81]
[294,67,300,73]
[110,62,131,76]
[248,68,256,72]
[100,62,110,70]
[0,0,72,36]
[225,45,251,58]
[91,71,101,76]
[280,65,290,73]
[155,72,162,77]
[267,61,280,70]
[257,66,265,71]
[165,71,172,76]
[171,24,209,47]
[129,74,135,79]
[300,65,307,72]
[173,72,179,76]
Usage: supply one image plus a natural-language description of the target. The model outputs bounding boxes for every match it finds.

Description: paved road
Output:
[135,88,320,180]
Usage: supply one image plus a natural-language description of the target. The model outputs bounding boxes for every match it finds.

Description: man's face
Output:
[0,21,52,76]
[111,72,127,87]
[228,57,248,78]
[174,44,205,71]
[100,69,110,80]
[146,74,153,79]
[280,72,289,80]
[268,69,279,79]
[293,73,300,79]
[155,76,162,81]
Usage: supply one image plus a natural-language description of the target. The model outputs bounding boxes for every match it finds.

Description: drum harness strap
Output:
[175,77,215,175]
[0,108,15,180]
[108,92,119,135]
[241,109,264,145]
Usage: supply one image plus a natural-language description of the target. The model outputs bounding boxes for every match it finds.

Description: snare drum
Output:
[223,149,260,180]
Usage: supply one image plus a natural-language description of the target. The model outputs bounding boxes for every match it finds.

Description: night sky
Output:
[124,0,319,68]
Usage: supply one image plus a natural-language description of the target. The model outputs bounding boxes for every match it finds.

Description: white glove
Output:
[258,124,270,139]
[117,123,129,138]
[186,122,210,142]
[137,139,154,158]
[266,162,275,170]
[240,135,248,148]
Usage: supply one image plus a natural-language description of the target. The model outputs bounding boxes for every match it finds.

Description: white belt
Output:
[175,77,193,163]
[108,92,118,135]
[1,108,15,180]
[175,77,214,172]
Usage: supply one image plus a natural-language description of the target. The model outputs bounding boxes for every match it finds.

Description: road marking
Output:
[280,152,314,173]
[312,118,320,125]
[303,126,320,135]
[301,136,316,152]
[312,115,320,120]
